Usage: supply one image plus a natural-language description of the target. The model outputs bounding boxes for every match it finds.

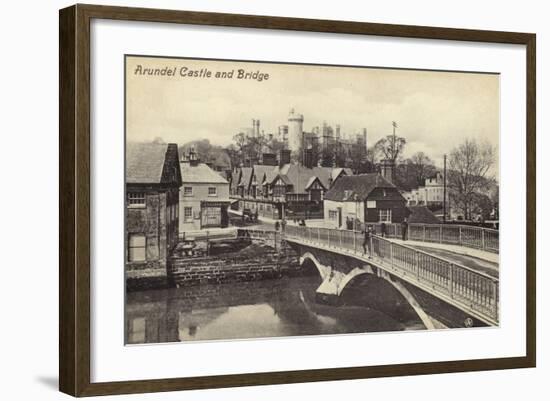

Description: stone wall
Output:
[168,242,306,287]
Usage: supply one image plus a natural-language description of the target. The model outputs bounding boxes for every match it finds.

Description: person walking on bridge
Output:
[362,225,373,258]
[401,218,409,241]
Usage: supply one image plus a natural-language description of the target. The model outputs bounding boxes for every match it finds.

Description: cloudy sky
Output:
[126,56,499,172]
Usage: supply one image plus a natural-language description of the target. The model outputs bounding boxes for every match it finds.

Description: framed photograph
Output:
[59,4,536,397]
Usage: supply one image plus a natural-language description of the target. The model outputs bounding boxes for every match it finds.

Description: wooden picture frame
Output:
[59,3,536,397]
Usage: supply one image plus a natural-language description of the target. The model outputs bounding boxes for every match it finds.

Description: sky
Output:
[126,55,499,173]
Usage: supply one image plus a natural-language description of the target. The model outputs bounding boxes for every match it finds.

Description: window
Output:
[366,200,376,209]
[183,186,193,196]
[127,192,145,207]
[184,207,193,222]
[208,187,217,197]
[128,234,146,262]
[379,209,392,223]
[329,210,338,220]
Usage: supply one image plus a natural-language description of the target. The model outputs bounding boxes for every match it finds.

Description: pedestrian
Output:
[274,220,280,231]
[281,218,287,232]
[362,225,372,257]
[401,218,409,241]
[380,222,387,238]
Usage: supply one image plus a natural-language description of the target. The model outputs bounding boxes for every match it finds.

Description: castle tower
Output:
[287,108,304,155]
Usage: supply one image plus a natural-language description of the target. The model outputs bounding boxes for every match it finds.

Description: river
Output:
[125,273,425,344]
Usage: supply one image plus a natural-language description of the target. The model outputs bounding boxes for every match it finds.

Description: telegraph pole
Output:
[443,154,447,223]
[392,121,398,160]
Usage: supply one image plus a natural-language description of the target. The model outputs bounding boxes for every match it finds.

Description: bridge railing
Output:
[368,223,499,254]
[371,236,499,323]
[284,225,499,324]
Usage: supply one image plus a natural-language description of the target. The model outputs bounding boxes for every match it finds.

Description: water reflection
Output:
[125,275,424,344]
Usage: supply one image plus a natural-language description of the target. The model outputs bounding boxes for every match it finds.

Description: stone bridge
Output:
[282,225,499,329]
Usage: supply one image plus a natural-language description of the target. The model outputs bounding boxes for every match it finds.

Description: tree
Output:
[409,152,437,187]
[225,144,241,169]
[447,139,495,220]
[179,139,231,171]
[374,134,407,162]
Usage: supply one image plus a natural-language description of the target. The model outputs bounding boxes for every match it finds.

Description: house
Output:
[323,173,409,229]
[231,161,351,220]
[125,142,182,276]
[402,172,449,207]
[179,149,230,231]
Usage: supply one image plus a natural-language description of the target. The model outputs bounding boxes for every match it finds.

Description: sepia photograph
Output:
[124,55,500,345]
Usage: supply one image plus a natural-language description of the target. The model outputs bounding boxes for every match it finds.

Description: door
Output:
[337,207,342,228]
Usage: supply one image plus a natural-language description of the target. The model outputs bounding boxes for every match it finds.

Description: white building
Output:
[179,150,230,232]
[403,172,448,207]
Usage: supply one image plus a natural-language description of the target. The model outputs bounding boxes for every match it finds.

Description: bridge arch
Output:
[299,252,331,280]
[299,249,437,330]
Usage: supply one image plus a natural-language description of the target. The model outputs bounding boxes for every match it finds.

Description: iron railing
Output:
[283,225,499,325]
[365,223,499,254]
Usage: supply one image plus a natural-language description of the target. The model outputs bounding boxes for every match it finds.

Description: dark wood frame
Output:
[59,3,536,397]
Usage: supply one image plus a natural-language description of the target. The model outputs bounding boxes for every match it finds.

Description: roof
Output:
[273,164,333,193]
[331,167,352,181]
[180,161,229,184]
[324,174,396,201]
[305,176,326,190]
[238,167,253,187]
[252,165,278,184]
[407,206,441,224]
[126,142,180,185]
[230,169,241,192]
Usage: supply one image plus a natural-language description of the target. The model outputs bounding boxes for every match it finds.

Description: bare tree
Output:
[409,152,437,187]
[448,139,495,220]
[374,134,407,162]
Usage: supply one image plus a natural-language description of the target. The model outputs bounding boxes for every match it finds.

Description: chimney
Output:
[279,149,291,167]
[188,146,199,166]
[380,159,395,184]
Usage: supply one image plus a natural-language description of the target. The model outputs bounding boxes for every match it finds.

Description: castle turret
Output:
[287,108,304,156]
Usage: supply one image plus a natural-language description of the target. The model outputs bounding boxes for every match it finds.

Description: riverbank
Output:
[126,237,311,292]
[169,240,306,288]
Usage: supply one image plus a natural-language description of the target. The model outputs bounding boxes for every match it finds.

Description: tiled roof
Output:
[230,169,241,192]
[407,206,441,224]
[126,142,173,184]
[275,164,333,193]
[180,161,229,184]
[239,167,253,187]
[324,174,396,201]
[331,167,353,181]
[305,176,325,190]
[252,165,278,184]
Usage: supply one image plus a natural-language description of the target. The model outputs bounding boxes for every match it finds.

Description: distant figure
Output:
[362,226,372,257]
[281,218,287,232]
[380,222,387,238]
[274,221,280,231]
[401,218,409,241]
[299,219,306,226]
[254,209,258,222]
